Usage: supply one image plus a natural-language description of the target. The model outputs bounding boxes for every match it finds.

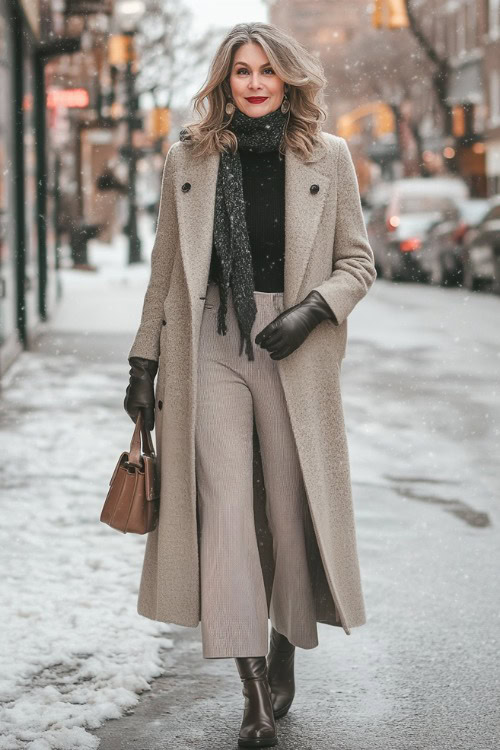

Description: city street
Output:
[94,276,500,750]
[1,235,499,749]
[1,2,499,749]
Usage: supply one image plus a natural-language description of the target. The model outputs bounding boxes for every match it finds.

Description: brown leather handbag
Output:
[100,410,160,534]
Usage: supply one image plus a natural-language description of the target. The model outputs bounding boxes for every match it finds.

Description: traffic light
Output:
[337,113,358,140]
[108,34,136,66]
[150,108,171,139]
[337,102,395,140]
[372,0,410,29]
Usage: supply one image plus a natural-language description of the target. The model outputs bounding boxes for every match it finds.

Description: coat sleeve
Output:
[128,143,178,361]
[310,137,376,326]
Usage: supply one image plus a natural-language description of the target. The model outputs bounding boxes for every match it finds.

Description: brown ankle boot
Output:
[234,656,278,747]
[266,627,295,719]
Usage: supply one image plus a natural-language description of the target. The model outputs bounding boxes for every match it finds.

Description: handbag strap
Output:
[128,410,156,468]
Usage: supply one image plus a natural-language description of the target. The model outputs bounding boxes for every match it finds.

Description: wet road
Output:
[94,279,500,750]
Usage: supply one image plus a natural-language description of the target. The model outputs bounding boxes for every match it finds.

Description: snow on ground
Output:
[1,214,500,749]
[0,221,175,750]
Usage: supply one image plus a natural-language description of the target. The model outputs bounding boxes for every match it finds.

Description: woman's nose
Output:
[248,75,262,89]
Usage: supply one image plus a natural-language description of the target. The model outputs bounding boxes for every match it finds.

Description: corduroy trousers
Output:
[195,281,320,659]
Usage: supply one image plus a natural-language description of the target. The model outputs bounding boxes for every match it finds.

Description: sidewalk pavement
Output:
[1,225,499,750]
[0,220,190,750]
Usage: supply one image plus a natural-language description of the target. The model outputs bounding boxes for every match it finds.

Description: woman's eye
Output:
[236,68,274,75]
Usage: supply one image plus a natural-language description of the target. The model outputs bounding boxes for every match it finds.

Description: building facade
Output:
[267,0,500,197]
[0,0,118,379]
[0,0,43,373]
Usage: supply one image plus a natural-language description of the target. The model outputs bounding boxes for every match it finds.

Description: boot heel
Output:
[235,656,278,747]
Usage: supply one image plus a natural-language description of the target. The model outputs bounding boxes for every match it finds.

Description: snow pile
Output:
[0,230,174,749]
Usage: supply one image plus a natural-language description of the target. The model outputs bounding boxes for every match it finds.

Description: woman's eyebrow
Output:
[233,60,272,67]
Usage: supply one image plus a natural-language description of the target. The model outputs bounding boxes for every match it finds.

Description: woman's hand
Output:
[255,291,336,360]
[123,357,159,431]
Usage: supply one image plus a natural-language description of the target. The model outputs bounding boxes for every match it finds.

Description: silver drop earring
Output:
[280,91,290,114]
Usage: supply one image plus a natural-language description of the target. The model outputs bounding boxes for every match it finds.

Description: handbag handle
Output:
[128,409,156,468]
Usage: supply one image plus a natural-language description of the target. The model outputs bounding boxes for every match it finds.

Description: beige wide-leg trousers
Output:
[195,281,319,659]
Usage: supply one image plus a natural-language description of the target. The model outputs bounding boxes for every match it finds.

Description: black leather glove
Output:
[255,291,336,360]
[123,356,159,431]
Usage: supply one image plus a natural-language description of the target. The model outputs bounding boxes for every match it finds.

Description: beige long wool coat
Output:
[128,131,377,636]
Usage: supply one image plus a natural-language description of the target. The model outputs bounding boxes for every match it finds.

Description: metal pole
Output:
[34,50,47,320]
[125,32,141,264]
[12,6,26,345]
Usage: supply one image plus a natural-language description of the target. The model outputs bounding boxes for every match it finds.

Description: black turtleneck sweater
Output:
[208,149,285,292]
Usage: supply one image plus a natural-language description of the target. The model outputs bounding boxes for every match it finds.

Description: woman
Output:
[124,21,376,748]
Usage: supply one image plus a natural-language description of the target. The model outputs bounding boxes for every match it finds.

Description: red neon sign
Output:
[46,88,90,109]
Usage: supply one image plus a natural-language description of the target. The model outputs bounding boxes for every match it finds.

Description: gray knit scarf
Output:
[180,105,288,361]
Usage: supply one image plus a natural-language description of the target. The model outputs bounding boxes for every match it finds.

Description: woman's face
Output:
[228,42,285,118]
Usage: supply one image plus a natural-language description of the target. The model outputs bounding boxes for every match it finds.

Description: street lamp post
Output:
[123,30,141,264]
[113,1,145,265]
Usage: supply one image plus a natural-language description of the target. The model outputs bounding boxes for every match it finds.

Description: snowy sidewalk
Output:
[2,225,500,750]
[0,222,185,750]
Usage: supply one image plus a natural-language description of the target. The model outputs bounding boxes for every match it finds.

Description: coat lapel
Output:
[175,135,331,311]
[283,144,331,306]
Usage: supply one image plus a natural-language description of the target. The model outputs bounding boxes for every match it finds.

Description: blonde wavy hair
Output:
[180,22,328,162]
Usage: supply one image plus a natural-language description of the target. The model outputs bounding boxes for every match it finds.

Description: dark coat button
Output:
[162,319,166,326]
[310,184,320,194]
[158,400,163,410]
[181,182,191,192]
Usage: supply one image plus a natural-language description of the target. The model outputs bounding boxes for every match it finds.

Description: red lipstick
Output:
[246,97,268,103]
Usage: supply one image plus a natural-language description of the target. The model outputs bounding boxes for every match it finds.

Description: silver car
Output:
[366,177,469,282]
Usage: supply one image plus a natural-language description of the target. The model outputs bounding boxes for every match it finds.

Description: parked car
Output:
[461,197,500,292]
[366,177,469,282]
[423,198,491,287]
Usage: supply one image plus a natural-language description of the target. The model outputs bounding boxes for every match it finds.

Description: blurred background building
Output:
[0,0,499,379]
[0,0,181,375]
[268,0,500,195]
